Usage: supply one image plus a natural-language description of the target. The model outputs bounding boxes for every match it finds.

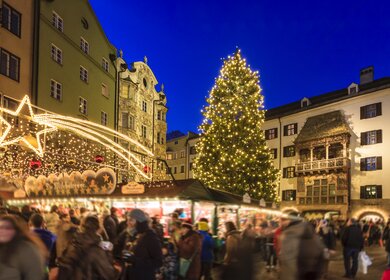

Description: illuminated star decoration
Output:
[0,95,57,157]
[0,95,155,179]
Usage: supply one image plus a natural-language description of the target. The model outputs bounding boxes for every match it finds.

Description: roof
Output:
[167,131,185,141]
[207,188,260,207]
[294,110,350,144]
[265,77,390,120]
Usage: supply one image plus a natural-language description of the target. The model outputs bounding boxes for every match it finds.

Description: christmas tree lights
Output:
[194,49,279,201]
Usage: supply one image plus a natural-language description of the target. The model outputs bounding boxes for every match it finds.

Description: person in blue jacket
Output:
[197,218,214,280]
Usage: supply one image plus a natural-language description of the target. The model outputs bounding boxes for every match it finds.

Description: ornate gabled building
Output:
[263,66,390,220]
[116,54,168,182]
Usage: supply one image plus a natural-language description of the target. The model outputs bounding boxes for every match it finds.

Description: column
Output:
[310,147,314,170]
[342,142,347,158]
[325,144,329,168]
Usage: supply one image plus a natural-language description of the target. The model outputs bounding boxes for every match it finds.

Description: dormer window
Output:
[348,83,359,95]
[301,97,310,108]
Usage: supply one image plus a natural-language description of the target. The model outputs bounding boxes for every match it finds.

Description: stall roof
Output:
[207,188,260,207]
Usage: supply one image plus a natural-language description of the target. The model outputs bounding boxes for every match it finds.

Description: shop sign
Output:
[121,182,145,194]
[21,168,116,197]
[243,193,251,204]
[259,198,266,207]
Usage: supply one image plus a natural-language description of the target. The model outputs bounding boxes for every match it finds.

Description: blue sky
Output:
[90,0,390,133]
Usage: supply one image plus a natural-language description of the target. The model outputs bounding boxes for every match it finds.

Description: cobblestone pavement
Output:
[213,245,387,279]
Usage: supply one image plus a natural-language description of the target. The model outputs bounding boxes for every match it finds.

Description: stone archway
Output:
[358,211,385,222]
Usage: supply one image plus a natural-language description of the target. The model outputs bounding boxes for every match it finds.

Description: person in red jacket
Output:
[273,225,283,257]
[382,267,390,280]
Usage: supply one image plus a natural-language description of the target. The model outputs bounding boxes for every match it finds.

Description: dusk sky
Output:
[90,0,390,134]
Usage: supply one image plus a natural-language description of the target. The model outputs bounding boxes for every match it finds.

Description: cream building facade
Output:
[116,55,168,182]
[263,67,390,220]
[0,0,35,104]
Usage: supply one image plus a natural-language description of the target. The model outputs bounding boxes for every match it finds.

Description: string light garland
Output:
[194,49,280,202]
[0,95,155,180]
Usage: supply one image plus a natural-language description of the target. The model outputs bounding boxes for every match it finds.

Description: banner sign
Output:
[121,182,145,194]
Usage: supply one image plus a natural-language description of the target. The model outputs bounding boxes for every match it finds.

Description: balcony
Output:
[296,157,350,173]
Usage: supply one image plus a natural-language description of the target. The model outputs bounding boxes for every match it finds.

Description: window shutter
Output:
[265,130,269,140]
[377,185,383,199]
[360,106,365,120]
[283,125,288,136]
[376,103,382,116]
[275,128,278,138]
[282,191,286,201]
[294,123,298,134]
[360,186,365,199]
[292,146,296,156]
[274,149,278,159]
[376,157,382,170]
[292,190,296,200]
[377,130,382,143]
[283,168,287,178]
[360,158,366,171]
[360,132,367,146]
[283,147,287,157]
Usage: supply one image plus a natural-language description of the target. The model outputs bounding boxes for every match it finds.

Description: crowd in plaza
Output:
[1,203,390,280]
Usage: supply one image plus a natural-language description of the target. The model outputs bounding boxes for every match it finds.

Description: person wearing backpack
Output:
[279,211,325,280]
[57,215,119,280]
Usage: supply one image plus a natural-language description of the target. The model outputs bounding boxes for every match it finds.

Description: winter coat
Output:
[0,239,45,280]
[33,228,57,252]
[198,230,214,262]
[280,220,324,280]
[103,215,117,243]
[341,224,364,250]
[57,232,118,280]
[274,226,283,256]
[159,253,178,280]
[318,226,336,250]
[45,212,60,234]
[56,220,78,259]
[382,268,390,280]
[177,230,202,280]
[126,223,163,280]
[224,230,241,264]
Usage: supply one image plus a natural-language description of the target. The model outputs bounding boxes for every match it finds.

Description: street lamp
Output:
[151,92,166,182]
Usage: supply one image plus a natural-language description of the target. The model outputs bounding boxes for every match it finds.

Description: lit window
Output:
[269,148,277,159]
[2,3,21,36]
[79,97,87,115]
[265,128,278,140]
[80,66,88,82]
[51,44,62,64]
[284,123,297,136]
[180,151,185,158]
[80,37,89,54]
[101,111,107,126]
[361,185,382,199]
[52,11,64,32]
[50,79,62,101]
[361,103,381,119]
[0,49,19,81]
[282,190,296,201]
[283,145,295,157]
[167,153,173,160]
[283,166,295,178]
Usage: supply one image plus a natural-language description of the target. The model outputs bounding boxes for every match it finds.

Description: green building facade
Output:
[34,0,117,129]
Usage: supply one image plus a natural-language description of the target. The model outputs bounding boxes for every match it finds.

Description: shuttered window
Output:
[360,157,382,171]
[283,123,298,136]
[361,130,382,145]
[360,103,382,119]
[360,185,382,199]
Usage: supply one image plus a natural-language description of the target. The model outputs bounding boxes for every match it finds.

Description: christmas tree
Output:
[194,49,279,201]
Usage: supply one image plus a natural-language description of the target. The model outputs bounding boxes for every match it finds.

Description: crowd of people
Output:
[0,203,390,280]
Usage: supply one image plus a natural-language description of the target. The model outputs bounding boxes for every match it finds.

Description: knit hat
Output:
[181,222,193,230]
[128,208,148,223]
[197,221,209,231]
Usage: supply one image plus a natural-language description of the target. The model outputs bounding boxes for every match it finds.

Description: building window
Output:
[180,165,184,173]
[51,44,62,64]
[283,145,295,157]
[282,190,296,201]
[361,130,382,145]
[80,66,88,83]
[174,167,177,174]
[141,125,147,138]
[173,153,177,160]
[52,11,64,32]
[189,162,194,171]
[101,111,107,126]
[0,49,20,81]
[79,97,87,115]
[361,157,382,171]
[360,185,382,199]
[360,103,382,119]
[157,110,162,120]
[265,128,278,140]
[50,79,62,101]
[157,132,161,144]
[284,123,298,136]
[162,112,166,121]
[102,58,109,72]
[142,101,147,112]
[129,115,135,130]
[174,141,178,145]
[101,83,108,97]
[180,151,185,158]
[269,148,277,159]
[161,136,164,144]
[190,146,197,155]
[121,112,128,128]
[80,37,89,54]
[2,3,21,37]
[167,153,173,160]
[283,166,295,178]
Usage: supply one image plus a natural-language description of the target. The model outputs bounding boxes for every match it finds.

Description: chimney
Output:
[360,66,374,84]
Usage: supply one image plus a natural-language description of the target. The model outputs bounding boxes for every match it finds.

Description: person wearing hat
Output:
[177,222,202,280]
[197,219,214,280]
[279,211,325,280]
[103,208,117,244]
[115,208,163,280]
